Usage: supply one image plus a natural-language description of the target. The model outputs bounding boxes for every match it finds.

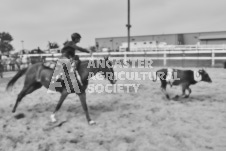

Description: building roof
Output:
[199,35,226,40]
[96,30,226,40]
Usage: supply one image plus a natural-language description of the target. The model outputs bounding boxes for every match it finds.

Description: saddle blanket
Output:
[43,61,83,86]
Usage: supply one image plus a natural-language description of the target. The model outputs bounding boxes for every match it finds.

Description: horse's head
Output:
[99,57,117,84]
[198,69,212,83]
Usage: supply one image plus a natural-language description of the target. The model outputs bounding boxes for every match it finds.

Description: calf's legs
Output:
[160,81,170,100]
[181,83,191,98]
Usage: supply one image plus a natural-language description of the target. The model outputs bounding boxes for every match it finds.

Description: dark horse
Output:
[6,57,116,125]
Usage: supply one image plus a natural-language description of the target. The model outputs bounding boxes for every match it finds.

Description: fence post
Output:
[211,49,215,67]
[163,49,167,66]
[123,51,127,64]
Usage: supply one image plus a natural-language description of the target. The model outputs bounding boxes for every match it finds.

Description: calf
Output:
[153,68,212,99]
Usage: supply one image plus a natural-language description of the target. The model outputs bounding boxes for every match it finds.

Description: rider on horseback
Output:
[61,33,90,69]
[54,33,91,85]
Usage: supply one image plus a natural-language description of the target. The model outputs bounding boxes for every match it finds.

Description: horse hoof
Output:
[89,120,96,125]
[182,95,189,98]
[51,119,57,123]
[50,114,57,123]
[166,95,170,100]
[172,95,179,100]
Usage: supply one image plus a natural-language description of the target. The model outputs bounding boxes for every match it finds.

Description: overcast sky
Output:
[1,0,225,50]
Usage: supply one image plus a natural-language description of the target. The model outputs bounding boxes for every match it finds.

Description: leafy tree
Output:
[0,32,13,42]
[0,42,13,53]
[48,41,59,49]
[30,47,45,54]
[0,32,14,53]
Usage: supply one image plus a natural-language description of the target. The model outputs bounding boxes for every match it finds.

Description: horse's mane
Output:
[80,59,101,65]
[80,59,99,63]
[79,59,100,69]
[42,59,102,70]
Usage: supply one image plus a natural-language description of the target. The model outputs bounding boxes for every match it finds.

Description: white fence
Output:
[121,44,226,52]
[15,45,226,68]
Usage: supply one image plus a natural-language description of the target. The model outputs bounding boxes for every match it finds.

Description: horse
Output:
[6,57,116,125]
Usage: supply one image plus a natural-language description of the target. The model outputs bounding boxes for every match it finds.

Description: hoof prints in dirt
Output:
[14,113,25,119]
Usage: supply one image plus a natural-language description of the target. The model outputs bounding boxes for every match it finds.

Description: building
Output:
[95,31,226,52]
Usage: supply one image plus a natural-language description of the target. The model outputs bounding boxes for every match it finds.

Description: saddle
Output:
[43,61,57,69]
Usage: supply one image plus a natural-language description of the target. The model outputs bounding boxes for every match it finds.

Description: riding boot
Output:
[55,57,70,81]
[56,60,70,81]
[36,66,42,82]
[71,60,83,86]
[55,64,65,81]
[70,61,76,73]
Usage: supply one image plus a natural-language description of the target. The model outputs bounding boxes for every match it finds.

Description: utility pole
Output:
[21,40,24,55]
[126,0,131,52]
[124,0,131,64]
[21,40,24,50]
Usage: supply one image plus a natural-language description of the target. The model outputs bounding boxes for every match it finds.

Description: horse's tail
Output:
[6,68,28,91]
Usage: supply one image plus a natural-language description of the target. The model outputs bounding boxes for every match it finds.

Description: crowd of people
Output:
[0,32,92,74]
[0,54,31,72]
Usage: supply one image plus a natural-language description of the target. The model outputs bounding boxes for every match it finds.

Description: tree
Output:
[48,41,59,49]
[0,32,14,54]
[30,47,45,54]
[0,32,13,42]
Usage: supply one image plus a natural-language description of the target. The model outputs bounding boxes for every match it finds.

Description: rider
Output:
[62,33,90,66]
[56,33,91,83]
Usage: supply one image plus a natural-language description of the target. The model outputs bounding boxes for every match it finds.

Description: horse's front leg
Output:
[50,90,68,122]
[78,92,96,125]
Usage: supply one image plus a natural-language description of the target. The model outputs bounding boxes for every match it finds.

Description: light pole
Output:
[126,0,131,52]
[21,40,24,50]
[110,38,114,51]
[124,0,131,64]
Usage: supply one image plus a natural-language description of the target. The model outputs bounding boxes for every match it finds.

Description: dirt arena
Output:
[0,67,226,151]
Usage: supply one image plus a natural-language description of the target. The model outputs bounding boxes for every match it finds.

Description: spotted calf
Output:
[153,68,212,99]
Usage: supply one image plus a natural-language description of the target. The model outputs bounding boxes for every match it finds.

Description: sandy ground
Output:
[0,67,226,151]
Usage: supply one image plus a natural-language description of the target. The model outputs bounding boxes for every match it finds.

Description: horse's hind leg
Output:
[78,92,95,125]
[12,82,42,113]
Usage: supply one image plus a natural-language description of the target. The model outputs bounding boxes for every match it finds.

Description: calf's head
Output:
[198,69,212,83]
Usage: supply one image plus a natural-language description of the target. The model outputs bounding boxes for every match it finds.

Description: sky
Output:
[1,0,226,51]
